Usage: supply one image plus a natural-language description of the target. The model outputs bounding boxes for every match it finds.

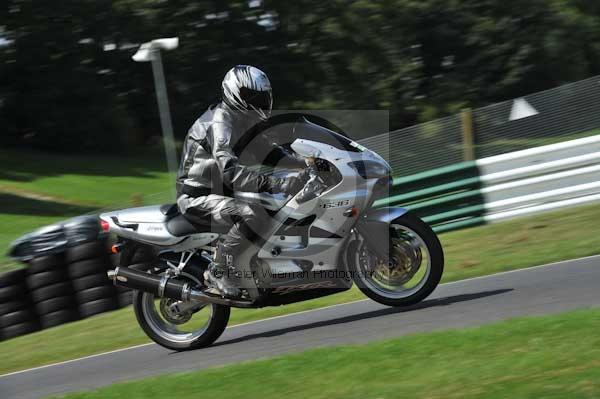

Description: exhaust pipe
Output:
[109,267,190,300]
[107,267,255,308]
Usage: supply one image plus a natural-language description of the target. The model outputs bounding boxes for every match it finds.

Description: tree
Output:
[2,0,600,152]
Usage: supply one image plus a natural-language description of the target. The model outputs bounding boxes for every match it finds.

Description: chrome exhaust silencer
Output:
[109,266,190,299]
[107,267,255,308]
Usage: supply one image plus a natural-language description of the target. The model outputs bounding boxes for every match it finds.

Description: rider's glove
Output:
[281,176,302,196]
[285,168,312,195]
[267,169,310,196]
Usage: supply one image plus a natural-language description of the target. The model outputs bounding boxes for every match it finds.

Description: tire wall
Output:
[0,237,129,341]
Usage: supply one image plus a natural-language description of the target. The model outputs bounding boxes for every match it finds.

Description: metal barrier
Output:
[373,161,486,233]
[477,134,600,222]
[374,134,600,233]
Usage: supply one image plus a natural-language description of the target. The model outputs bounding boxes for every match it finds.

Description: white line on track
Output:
[2,254,598,379]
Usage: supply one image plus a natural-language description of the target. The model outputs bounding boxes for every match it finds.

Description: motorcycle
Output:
[100,116,444,351]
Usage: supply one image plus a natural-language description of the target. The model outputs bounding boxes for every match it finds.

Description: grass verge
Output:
[1,203,600,375]
[0,149,171,207]
[50,308,600,399]
[0,149,172,271]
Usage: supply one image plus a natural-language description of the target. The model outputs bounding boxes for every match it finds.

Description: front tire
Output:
[350,212,444,307]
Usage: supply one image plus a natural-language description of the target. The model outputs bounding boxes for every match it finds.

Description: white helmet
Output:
[221,65,273,120]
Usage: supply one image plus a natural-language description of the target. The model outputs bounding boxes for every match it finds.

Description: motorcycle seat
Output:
[165,212,229,237]
[160,203,179,217]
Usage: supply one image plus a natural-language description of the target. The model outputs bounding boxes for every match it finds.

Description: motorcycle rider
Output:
[176,65,305,298]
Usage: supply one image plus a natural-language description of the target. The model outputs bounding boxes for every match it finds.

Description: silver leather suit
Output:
[176,102,295,252]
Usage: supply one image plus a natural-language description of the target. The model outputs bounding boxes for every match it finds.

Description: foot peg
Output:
[203,269,241,298]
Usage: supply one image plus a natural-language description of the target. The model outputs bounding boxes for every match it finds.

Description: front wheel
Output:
[132,282,230,351]
[350,212,444,307]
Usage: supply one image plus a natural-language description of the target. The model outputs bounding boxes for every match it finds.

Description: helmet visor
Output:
[239,87,272,113]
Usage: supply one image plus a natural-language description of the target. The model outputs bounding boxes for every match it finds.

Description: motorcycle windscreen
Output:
[234,114,363,161]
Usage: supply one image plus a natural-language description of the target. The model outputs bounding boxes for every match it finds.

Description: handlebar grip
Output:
[295,173,327,204]
[296,190,317,204]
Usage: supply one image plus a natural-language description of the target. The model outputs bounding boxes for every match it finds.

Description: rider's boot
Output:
[204,242,242,298]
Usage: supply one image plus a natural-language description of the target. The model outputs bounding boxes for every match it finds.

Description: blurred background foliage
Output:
[2,0,600,152]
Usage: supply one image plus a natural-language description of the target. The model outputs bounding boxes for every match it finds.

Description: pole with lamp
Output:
[132,37,179,197]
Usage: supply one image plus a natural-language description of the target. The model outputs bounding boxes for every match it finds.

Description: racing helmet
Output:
[221,65,273,120]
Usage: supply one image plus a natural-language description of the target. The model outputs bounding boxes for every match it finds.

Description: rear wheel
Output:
[350,212,444,307]
[132,271,230,351]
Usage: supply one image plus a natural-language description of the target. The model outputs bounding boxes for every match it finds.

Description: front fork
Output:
[354,207,410,261]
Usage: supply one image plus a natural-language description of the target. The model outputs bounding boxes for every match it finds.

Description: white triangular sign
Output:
[509,98,538,121]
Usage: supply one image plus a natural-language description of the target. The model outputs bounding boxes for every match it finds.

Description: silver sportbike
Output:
[100,117,444,350]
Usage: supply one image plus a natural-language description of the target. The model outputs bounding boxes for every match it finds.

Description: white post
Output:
[150,50,178,183]
[132,38,179,198]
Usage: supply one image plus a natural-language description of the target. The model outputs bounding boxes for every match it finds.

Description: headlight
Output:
[348,160,390,179]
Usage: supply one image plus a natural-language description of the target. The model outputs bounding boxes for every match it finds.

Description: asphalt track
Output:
[2,255,599,398]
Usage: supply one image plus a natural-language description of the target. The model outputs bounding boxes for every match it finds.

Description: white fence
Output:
[476,135,600,222]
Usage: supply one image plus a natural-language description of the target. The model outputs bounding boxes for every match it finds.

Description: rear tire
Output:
[350,212,444,307]
[133,290,230,351]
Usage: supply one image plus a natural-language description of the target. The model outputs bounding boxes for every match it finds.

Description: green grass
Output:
[50,308,600,399]
[0,149,172,207]
[439,202,600,281]
[2,202,600,375]
[0,149,173,271]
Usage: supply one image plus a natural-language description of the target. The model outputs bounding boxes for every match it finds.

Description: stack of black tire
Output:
[66,241,119,318]
[0,215,138,341]
[0,269,39,340]
[115,284,134,308]
[27,254,79,329]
